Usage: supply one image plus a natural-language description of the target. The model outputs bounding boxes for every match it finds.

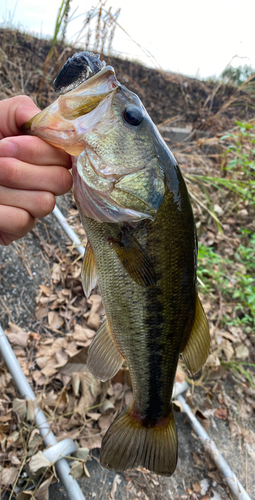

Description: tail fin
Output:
[100,403,177,476]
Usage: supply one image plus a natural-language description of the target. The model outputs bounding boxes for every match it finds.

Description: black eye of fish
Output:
[123,107,143,126]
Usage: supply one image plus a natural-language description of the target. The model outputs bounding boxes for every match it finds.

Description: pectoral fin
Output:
[87,317,124,382]
[181,295,210,374]
[81,241,97,299]
[110,229,156,287]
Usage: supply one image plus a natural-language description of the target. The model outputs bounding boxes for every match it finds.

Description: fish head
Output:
[24,65,177,222]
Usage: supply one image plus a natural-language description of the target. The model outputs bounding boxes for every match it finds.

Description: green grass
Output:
[198,230,255,329]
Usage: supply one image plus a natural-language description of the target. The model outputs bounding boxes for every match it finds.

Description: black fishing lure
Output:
[53,51,105,94]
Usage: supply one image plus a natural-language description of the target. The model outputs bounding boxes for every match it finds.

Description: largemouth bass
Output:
[24,53,210,476]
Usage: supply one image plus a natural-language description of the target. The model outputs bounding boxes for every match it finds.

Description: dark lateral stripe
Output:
[144,284,166,424]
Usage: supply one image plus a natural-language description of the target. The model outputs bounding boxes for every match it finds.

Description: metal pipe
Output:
[177,394,251,500]
[0,325,85,500]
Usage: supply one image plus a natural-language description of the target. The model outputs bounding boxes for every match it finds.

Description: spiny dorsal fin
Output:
[87,317,124,382]
[82,241,97,299]
[181,294,210,374]
[110,231,156,287]
[101,403,177,476]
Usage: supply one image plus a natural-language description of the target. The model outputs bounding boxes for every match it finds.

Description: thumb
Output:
[0,95,40,138]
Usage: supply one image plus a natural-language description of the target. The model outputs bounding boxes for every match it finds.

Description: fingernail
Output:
[0,139,18,157]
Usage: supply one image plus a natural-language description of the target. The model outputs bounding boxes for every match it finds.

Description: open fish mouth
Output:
[22,66,119,155]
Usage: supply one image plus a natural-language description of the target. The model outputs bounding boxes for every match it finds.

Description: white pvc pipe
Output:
[42,438,77,463]
[53,205,85,256]
[0,326,85,500]
[177,394,251,500]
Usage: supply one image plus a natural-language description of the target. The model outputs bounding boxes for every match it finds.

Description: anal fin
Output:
[82,241,97,299]
[101,403,177,476]
[181,294,210,374]
[87,317,124,382]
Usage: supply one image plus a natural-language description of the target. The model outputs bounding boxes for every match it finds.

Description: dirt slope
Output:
[1,28,254,131]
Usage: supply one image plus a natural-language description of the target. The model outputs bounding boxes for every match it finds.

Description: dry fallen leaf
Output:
[221,339,234,361]
[35,304,49,320]
[235,344,249,360]
[110,474,122,500]
[33,476,54,500]
[41,361,58,378]
[36,355,51,369]
[29,450,52,473]
[16,492,34,500]
[76,447,90,461]
[192,482,201,493]
[195,409,210,431]
[0,466,19,486]
[72,324,95,346]
[39,284,52,296]
[6,330,29,348]
[48,311,64,330]
[98,413,114,431]
[70,460,90,479]
[61,347,88,375]
[214,408,227,420]
[86,294,104,330]
[13,398,27,419]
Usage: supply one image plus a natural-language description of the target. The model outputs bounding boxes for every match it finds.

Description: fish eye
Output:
[123,106,143,126]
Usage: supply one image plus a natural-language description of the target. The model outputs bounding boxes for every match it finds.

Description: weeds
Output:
[221,361,255,388]
[198,230,255,328]
[195,123,255,333]
[221,121,255,194]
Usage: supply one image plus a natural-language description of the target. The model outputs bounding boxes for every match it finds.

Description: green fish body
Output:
[24,60,210,476]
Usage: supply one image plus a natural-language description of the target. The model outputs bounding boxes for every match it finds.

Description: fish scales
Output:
[23,53,210,477]
[77,175,196,424]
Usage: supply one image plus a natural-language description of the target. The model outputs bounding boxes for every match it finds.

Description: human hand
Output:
[0,95,73,245]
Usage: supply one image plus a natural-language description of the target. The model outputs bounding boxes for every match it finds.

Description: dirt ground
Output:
[0,28,255,500]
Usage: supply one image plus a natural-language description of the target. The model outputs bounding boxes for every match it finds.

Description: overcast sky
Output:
[1,0,254,79]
